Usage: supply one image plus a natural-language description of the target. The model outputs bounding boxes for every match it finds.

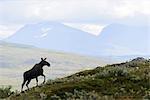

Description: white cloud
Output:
[1,0,150,23]
[0,0,150,38]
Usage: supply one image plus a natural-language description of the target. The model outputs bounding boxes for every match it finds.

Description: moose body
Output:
[21,58,50,91]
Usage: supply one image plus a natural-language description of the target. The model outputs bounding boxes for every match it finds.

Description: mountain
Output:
[5,22,98,55]
[5,57,150,99]
[0,41,110,90]
[5,22,150,56]
[98,23,149,55]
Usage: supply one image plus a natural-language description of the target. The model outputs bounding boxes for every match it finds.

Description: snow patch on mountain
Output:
[34,27,52,38]
[41,27,52,33]
[63,23,106,36]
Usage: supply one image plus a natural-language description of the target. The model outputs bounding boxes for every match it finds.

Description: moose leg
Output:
[21,79,26,92]
[41,74,46,84]
[36,77,38,86]
[26,79,31,90]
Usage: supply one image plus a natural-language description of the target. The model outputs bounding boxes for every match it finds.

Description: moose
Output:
[21,58,50,91]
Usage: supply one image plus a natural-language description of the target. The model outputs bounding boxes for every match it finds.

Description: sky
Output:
[0,0,150,39]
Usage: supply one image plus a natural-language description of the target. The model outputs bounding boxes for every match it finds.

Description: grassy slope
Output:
[8,57,150,100]
[0,42,109,90]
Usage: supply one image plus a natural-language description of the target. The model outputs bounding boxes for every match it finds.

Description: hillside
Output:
[0,41,109,90]
[6,57,150,100]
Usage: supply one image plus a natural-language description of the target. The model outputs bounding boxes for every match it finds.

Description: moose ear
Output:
[44,58,47,60]
[41,58,44,61]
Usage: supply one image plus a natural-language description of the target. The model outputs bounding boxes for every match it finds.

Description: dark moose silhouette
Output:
[21,58,50,91]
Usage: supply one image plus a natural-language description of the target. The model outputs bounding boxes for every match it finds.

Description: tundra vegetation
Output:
[1,57,150,100]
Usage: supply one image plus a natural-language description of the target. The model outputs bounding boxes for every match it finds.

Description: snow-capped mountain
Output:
[5,22,149,56]
[5,21,99,55]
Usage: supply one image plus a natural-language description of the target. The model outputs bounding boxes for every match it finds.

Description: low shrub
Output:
[0,85,13,99]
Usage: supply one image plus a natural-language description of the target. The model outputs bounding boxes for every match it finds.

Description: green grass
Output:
[5,58,150,100]
[0,86,13,98]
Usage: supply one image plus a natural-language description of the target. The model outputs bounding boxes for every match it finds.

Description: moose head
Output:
[40,58,50,67]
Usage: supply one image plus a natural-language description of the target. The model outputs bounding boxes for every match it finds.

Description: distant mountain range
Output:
[5,21,149,56]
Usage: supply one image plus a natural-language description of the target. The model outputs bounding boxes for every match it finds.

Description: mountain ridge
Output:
[5,22,149,56]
